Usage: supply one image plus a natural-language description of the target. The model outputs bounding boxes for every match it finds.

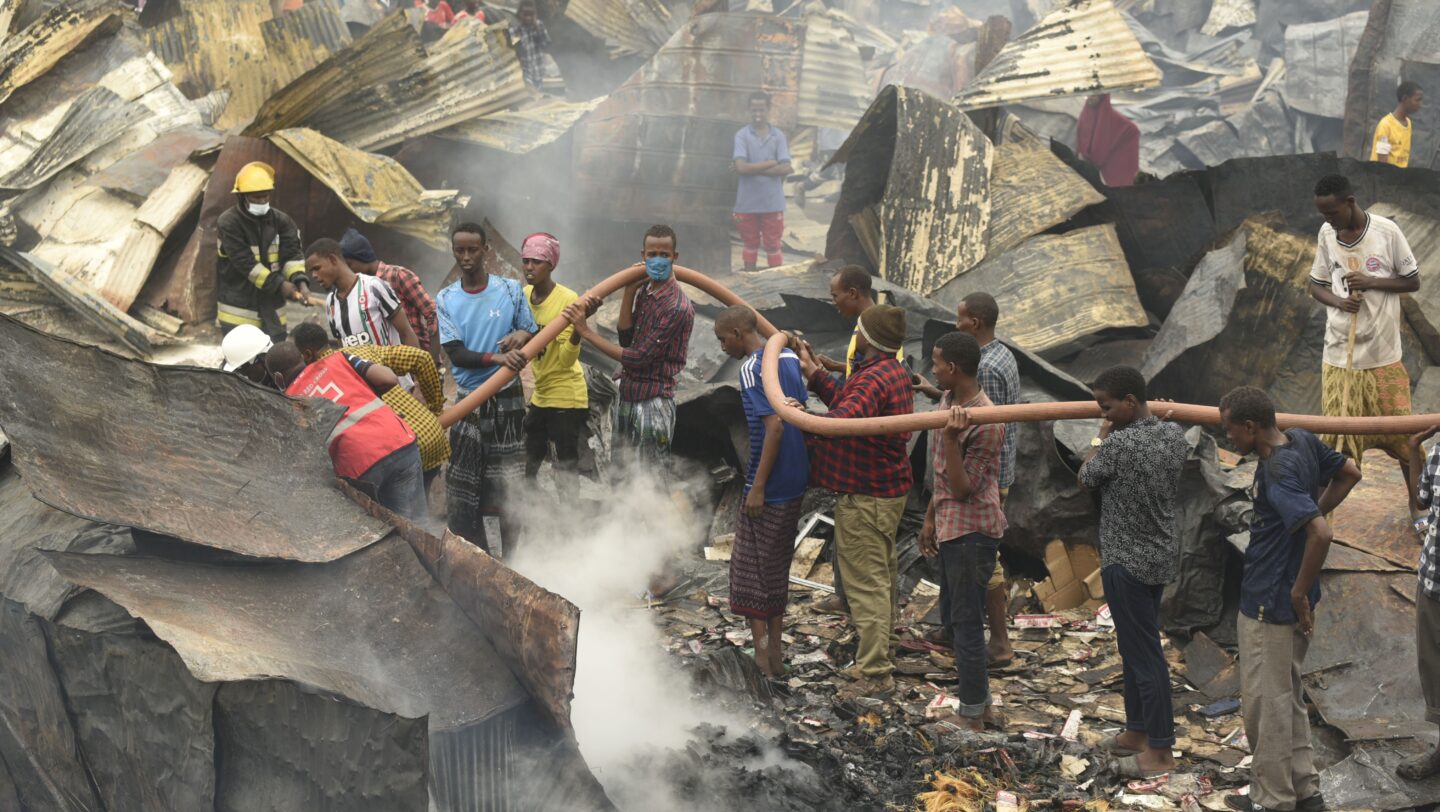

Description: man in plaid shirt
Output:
[1403,426,1440,782]
[919,331,1006,732]
[341,228,440,362]
[794,304,914,699]
[511,0,551,89]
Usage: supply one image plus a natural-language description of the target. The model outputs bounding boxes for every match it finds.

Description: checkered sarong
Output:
[446,383,525,550]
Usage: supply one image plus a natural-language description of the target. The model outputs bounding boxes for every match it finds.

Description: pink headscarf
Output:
[521,232,560,268]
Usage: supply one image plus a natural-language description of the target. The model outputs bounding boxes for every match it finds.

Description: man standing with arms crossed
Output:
[732,90,791,272]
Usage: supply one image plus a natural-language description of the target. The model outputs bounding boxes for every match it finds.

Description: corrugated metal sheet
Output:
[268,127,464,251]
[796,14,870,131]
[245,14,528,151]
[986,127,1104,256]
[1283,11,1367,119]
[932,225,1148,354]
[44,537,530,730]
[1200,0,1256,36]
[574,13,804,226]
[142,0,350,130]
[952,0,1161,111]
[0,86,145,191]
[101,162,207,312]
[0,248,159,356]
[0,0,119,105]
[827,86,992,295]
[438,97,601,154]
[564,0,678,59]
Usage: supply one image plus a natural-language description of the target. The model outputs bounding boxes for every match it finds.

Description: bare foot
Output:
[1397,747,1440,781]
[986,640,1014,664]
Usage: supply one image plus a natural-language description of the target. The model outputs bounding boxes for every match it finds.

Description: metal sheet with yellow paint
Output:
[952,0,1161,111]
[932,224,1147,354]
[0,0,119,106]
[267,128,465,251]
[986,136,1105,257]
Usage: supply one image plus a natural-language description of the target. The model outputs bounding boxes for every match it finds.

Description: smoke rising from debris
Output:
[507,472,813,811]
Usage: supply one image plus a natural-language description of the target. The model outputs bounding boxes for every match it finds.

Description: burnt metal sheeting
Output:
[268,128,465,251]
[986,130,1104,258]
[1282,11,1368,119]
[142,0,351,130]
[213,679,429,812]
[246,14,529,151]
[796,15,871,132]
[827,85,992,295]
[1200,0,1256,36]
[0,598,104,812]
[340,482,583,734]
[564,0,679,59]
[0,0,119,106]
[1322,745,1440,810]
[1306,571,1433,742]
[97,162,209,312]
[45,536,530,730]
[1372,202,1440,350]
[0,85,146,192]
[48,593,219,812]
[438,97,601,154]
[0,313,390,560]
[0,246,159,357]
[576,12,873,226]
[0,463,95,620]
[952,0,1161,112]
[1143,217,1318,407]
[931,225,1146,355]
[1330,450,1421,570]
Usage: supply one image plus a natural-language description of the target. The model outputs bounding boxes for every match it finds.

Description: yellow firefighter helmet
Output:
[231,162,276,194]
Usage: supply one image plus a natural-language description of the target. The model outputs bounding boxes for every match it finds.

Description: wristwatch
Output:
[1090,437,1104,448]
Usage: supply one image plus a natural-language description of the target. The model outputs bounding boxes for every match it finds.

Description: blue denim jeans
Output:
[354,442,427,524]
[938,534,999,717]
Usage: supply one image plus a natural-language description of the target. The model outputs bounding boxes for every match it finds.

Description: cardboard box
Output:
[1069,544,1101,580]
[1083,567,1105,601]
[1045,540,1075,587]
[1044,580,1087,611]
[1032,577,1059,602]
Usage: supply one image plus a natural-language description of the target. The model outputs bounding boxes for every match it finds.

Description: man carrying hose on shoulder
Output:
[1308,174,1419,501]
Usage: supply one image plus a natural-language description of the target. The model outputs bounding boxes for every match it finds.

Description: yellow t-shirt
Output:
[524,283,588,409]
[845,325,905,377]
[1371,113,1412,168]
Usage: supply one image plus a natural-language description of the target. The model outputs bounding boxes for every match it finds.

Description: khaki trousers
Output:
[834,493,907,678]
[1238,614,1318,811]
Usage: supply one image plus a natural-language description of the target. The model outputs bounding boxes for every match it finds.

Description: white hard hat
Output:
[221,325,274,372]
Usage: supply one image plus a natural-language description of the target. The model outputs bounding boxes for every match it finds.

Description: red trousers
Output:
[734,211,784,268]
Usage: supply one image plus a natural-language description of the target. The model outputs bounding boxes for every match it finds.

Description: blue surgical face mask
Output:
[645,256,672,282]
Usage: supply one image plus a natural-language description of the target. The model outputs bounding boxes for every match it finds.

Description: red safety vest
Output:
[286,353,415,479]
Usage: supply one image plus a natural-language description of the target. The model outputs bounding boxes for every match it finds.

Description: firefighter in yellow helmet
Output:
[215,161,311,340]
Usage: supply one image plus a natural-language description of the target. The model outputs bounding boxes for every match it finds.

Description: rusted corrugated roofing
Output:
[142,0,351,131]
[245,14,528,151]
[564,0,678,59]
[268,127,465,251]
[952,0,1161,111]
[0,311,393,558]
[0,247,160,356]
[0,0,119,105]
[797,14,872,132]
[438,97,601,154]
[1200,0,1256,36]
[827,86,991,296]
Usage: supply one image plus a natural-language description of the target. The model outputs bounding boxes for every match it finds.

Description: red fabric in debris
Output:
[1076,94,1140,188]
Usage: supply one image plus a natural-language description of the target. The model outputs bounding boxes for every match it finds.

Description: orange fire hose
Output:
[439,265,1440,436]
[439,265,776,428]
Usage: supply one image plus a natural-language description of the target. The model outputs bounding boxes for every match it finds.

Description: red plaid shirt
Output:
[806,354,914,498]
[617,277,694,402]
[374,263,437,352]
[931,389,1008,542]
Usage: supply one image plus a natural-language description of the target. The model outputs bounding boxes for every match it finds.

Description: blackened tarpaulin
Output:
[339,482,584,735]
[1322,745,1440,810]
[44,537,530,730]
[0,314,390,562]
[826,85,991,295]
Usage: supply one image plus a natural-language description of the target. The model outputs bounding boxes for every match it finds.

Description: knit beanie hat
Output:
[858,304,905,354]
[339,227,378,264]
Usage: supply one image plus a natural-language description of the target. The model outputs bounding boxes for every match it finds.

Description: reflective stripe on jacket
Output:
[286,353,415,479]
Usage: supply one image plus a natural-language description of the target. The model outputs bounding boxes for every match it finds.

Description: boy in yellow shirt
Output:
[1372,81,1424,167]
[520,233,589,492]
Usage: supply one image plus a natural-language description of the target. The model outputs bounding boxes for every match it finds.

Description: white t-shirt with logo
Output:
[1308,213,1419,370]
[326,273,402,348]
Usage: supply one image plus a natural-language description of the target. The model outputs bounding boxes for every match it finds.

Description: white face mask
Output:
[247,202,271,217]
